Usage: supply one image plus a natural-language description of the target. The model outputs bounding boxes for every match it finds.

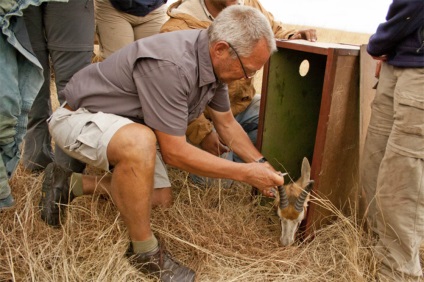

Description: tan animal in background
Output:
[275,157,314,246]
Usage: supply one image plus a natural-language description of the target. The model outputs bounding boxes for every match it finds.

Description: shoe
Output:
[39,163,74,227]
[23,161,50,174]
[126,243,195,282]
[0,194,15,210]
[189,173,233,189]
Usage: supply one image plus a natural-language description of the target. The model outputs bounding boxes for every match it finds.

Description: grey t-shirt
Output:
[63,29,230,136]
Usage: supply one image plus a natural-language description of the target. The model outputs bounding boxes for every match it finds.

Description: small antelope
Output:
[275,157,314,246]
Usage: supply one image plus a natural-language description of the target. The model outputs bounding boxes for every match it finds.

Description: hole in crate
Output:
[299,59,310,77]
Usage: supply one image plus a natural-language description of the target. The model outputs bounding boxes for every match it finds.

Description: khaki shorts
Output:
[48,106,171,188]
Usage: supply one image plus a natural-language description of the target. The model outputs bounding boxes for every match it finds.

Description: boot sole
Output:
[39,163,62,227]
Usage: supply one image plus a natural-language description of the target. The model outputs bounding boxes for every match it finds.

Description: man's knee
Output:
[108,123,157,165]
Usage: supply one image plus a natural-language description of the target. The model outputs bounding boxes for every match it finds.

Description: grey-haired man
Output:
[40,5,284,281]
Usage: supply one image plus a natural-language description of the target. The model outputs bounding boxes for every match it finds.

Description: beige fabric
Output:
[170,0,211,22]
[49,106,171,188]
[161,1,211,34]
[162,0,296,39]
[362,63,424,280]
[94,0,168,59]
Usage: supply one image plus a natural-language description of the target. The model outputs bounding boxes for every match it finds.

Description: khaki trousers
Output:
[362,63,424,280]
[94,0,168,59]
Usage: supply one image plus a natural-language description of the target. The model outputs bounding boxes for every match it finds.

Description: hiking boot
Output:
[0,194,15,211]
[39,163,74,227]
[126,243,195,282]
[189,173,233,189]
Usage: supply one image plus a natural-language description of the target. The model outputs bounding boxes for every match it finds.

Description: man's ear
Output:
[211,41,229,58]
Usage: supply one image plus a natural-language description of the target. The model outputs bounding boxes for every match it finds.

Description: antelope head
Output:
[275,157,314,246]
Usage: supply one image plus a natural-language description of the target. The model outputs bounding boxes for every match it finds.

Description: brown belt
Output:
[64,103,74,111]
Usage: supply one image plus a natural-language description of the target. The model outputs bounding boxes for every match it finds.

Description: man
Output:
[161,0,317,187]
[40,5,284,281]
[361,0,424,280]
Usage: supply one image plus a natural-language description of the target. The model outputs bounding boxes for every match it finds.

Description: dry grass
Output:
[284,24,372,45]
[2,166,380,281]
[1,28,422,281]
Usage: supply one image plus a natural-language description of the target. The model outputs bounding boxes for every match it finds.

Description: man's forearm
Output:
[215,118,262,163]
[160,137,247,182]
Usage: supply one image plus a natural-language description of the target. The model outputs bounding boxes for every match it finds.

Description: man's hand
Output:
[244,163,285,197]
[200,131,230,156]
[372,56,386,79]
[372,55,387,61]
[289,29,317,42]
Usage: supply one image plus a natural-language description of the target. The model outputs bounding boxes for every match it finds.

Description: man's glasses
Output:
[227,43,257,79]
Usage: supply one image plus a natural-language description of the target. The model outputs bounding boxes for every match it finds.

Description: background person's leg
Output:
[1,17,44,207]
[374,66,424,280]
[361,63,396,233]
[45,0,94,172]
[94,0,134,59]
[132,5,168,40]
[0,34,20,205]
[22,5,54,171]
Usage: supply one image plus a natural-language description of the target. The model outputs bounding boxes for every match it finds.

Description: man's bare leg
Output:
[105,123,156,241]
[103,124,195,280]
[74,173,173,208]
[40,122,195,279]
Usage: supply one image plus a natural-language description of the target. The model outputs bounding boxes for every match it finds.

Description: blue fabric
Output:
[228,93,260,163]
[367,0,424,68]
[109,0,166,17]
[0,0,65,199]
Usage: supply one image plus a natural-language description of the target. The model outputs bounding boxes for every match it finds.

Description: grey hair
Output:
[208,5,276,57]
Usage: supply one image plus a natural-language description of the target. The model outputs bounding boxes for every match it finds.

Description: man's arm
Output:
[207,107,263,163]
[155,129,283,195]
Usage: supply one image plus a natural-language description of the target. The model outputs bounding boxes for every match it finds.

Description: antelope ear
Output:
[300,157,311,187]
